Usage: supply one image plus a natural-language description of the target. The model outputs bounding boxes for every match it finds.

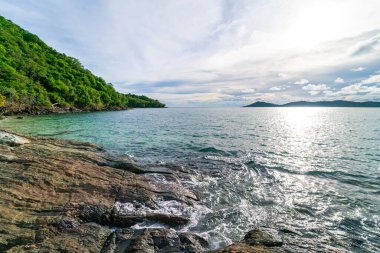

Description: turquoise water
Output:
[1,108,380,252]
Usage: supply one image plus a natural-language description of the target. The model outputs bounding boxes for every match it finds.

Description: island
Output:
[245,100,380,107]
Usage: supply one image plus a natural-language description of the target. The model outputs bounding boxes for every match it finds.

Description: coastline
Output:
[0,129,325,252]
[0,104,132,117]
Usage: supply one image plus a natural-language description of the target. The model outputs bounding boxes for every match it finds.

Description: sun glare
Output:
[283,108,323,137]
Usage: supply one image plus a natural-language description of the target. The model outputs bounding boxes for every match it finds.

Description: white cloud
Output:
[351,33,380,56]
[278,73,289,78]
[323,83,380,100]
[342,84,380,95]
[269,86,287,91]
[302,84,330,95]
[334,77,345,83]
[269,86,282,91]
[351,66,366,72]
[241,88,256,94]
[302,84,330,91]
[359,74,380,84]
[294,79,309,85]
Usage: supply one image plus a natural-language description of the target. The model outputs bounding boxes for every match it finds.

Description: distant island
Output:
[0,16,165,116]
[245,100,380,107]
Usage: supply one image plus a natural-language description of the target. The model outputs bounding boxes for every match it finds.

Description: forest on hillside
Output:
[0,16,164,113]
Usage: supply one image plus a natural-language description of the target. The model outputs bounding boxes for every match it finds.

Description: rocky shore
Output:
[0,130,323,252]
[0,104,130,116]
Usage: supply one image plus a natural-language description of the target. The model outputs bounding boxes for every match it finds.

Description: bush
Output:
[0,94,6,107]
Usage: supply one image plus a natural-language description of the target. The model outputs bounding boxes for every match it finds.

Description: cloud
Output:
[351,33,380,56]
[302,84,330,95]
[269,86,287,91]
[334,77,345,83]
[269,86,283,91]
[351,67,366,72]
[294,79,309,85]
[278,73,289,78]
[322,72,380,100]
[359,73,380,84]
[332,84,380,96]
[240,88,256,94]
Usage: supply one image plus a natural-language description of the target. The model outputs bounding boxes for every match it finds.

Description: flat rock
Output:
[0,131,30,146]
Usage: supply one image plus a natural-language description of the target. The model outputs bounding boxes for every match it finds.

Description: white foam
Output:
[115,199,212,232]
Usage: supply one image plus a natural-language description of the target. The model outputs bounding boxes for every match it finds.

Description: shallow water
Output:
[1,108,380,252]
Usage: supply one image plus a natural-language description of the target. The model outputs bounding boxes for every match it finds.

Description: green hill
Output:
[0,16,164,115]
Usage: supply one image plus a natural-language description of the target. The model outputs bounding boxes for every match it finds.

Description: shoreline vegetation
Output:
[0,129,294,252]
[0,16,165,116]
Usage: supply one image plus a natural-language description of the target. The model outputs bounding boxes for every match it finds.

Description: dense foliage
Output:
[0,16,164,110]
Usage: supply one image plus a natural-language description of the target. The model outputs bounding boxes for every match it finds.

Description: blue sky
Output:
[1,0,380,106]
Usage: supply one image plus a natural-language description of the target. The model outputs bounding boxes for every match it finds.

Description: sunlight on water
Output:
[284,107,320,134]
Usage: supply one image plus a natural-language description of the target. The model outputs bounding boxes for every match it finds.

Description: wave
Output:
[305,170,379,190]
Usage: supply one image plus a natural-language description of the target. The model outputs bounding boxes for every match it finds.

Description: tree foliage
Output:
[0,16,165,110]
[0,94,6,107]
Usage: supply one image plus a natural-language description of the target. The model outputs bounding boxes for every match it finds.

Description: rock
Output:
[111,160,149,174]
[0,153,18,161]
[0,131,30,146]
[214,227,285,253]
[0,144,18,161]
[101,228,208,253]
[244,228,283,247]
[111,213,190,228]
[0,130,204,252]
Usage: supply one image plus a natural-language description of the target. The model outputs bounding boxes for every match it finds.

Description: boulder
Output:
[213,227,284,253]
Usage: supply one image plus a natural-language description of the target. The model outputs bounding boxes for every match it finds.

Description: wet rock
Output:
[0,144,18,161]
[0,130,204,252]
[111,213,190,228]
[101,228,208,253]
[214,227,285,253]
[0,131,30,146]
[74,203,112,224]
[111,159,148,174]
[244,228,283,247]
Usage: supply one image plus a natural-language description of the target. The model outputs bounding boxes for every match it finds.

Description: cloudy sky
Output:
[1,0,380,106]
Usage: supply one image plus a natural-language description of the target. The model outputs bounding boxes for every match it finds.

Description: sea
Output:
[1,107,379,252]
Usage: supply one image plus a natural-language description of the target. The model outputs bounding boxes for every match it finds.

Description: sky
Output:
[1,0,380,107]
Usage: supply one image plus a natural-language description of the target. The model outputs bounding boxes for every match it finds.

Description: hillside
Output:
[0,16,164,115]
[245,100,380,107]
